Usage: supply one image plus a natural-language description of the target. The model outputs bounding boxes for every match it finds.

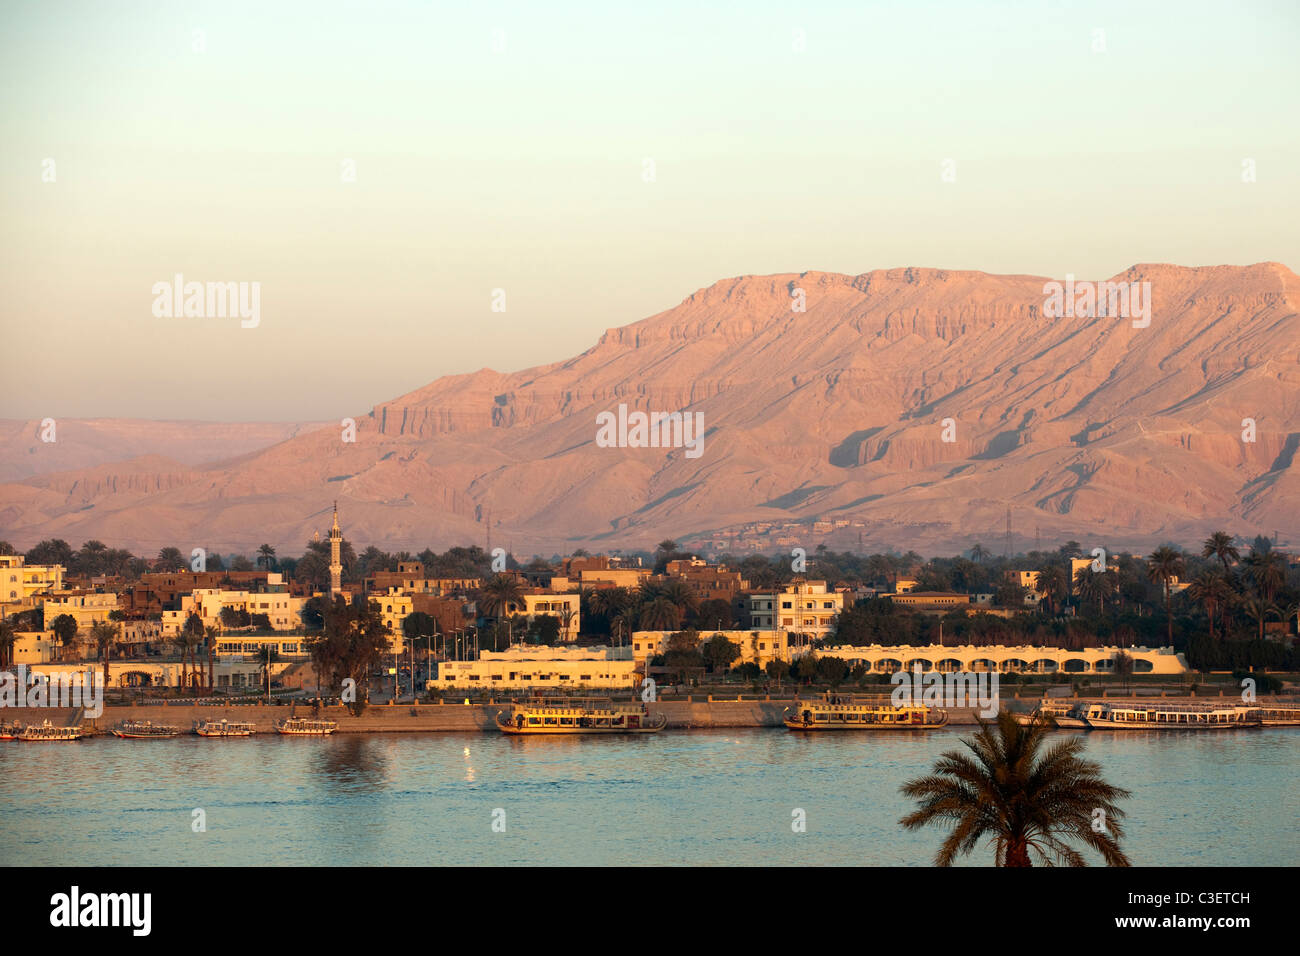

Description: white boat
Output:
[1255,705,1300,726]
[18,719,83,741]
[194,718,257,737]
[274,717,338,736]
[1078,702,1259,730]
[1010,699,1076,727]
[111,720,181,738]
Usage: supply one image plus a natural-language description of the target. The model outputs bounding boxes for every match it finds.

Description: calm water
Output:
[0,729,1295,866]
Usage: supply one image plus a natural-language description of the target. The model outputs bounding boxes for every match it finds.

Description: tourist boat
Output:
[0,721,22,740]
[783,695,948,730]
[1075,702,1260,730]
[274,717,338,736]
[1255,705,1300,727]
[18,720,83,741]
[111,720,181,739]
[1010,699,1075,728]
[194,718,257,737]
[495,698,667,734]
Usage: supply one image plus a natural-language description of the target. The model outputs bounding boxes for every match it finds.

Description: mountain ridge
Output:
[1,262,1296,556]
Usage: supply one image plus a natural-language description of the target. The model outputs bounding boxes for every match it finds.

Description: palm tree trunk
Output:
[1004,840,1032,867]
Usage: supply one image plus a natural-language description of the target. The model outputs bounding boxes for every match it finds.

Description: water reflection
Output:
[309,737,391,795]
[0,729,1294,866]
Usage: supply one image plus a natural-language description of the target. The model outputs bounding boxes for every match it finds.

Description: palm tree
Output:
[900,712,1131,867]
[639,596,681,632]
[1242,545,1287,603]
[252,645,281,703]
[1145,546,1184,645]
[968,544,990,564]
[0,618,15,668]
[204,625,220,691]
[174,630,202,691]
[1201,531,1239,575]
[558,606,577,640]
[478,574,525,619]
[656,579,698,618]
[89,620,121,693]
[256,544,277,570]
[1035,564,1070,616]
[1074,566,1116,616]
[1240,597,1278,642]
[1187,569,1232,642]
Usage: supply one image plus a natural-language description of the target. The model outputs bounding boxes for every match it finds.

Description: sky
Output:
[1,0,1297,421]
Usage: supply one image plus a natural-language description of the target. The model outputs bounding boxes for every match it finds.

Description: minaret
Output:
[329,501,343,597]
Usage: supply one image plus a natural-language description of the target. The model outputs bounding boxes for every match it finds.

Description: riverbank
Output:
[3,692,1275,734]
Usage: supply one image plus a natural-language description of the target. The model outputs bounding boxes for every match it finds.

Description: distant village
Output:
[1,504,1296,699]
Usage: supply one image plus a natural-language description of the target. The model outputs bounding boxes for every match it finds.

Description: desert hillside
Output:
[1,263,1296,557]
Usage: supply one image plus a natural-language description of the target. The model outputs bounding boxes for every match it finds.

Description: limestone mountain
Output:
[1,262,1296,556]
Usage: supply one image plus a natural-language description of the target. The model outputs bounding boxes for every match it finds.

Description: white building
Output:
[429,644,634,691]
[161,583,303,635]
[748,580,843,637]
[809,644,1189,675]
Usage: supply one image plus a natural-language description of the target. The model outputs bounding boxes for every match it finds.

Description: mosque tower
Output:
[329,501,343,597]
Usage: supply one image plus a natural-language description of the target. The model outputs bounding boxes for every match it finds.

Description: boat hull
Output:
[1084,719,1254,730]
[783,716,948,731]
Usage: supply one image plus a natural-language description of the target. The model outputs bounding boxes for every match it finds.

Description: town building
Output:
[0,554,64,607]
[631,629,789,671]
[430,644,636,691]
[809,643,1189,675]
[889,591,972,613]
[747,580,844,637]
[663,557,749,603]
[160,585,303,636]
[40,591,120,633]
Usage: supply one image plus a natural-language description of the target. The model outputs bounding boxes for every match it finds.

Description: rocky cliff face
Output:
[1,262,1296,555]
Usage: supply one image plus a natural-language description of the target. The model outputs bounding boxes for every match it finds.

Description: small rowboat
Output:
[194,718,256,737]
[274,717,337,736]
[18,720,83,741]
[111,720,181,738]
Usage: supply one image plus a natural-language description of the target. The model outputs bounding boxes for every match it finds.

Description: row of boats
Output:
[491,696,949,734]
[0,717,339,741]
[1011,700,1300,730]
[496,695,1300,734]
[6,697,1296,740]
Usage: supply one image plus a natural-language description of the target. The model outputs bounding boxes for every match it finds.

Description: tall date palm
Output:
[901,712,1131,867]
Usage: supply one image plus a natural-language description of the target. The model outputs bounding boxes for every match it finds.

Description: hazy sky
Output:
[2,0,1297,421]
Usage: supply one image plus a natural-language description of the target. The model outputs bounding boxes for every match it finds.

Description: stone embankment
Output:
[8,692,1253,735]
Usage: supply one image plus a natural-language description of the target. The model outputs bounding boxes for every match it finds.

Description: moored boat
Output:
[274,717,338,736]
[1010,699,1075,728]
[194,718,257,737]
[18,719,83,741]
[496,698,667,734]
[0,721,21,740]
[111,719,181,739]
[1255,705,1300,727]
[783,695,948,730]
[1077,702,1260,730]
